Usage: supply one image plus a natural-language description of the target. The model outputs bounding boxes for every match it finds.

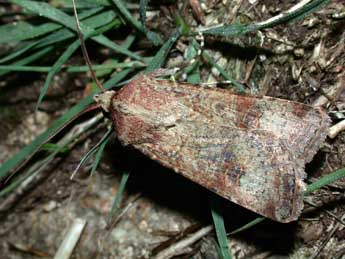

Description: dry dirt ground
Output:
[0,0,345,258]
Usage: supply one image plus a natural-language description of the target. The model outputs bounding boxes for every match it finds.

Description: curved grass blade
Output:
[0,7,106,64]
[201,0,329,36]
[210,195,233,259]
[10,0,143,61]
[202,51,245,92]
[107,170,130,225]
[0,114,103,197]
[0,69,132,181]
[0,46,54,77]
[0,43,38,64]
[145,29,181,72]
[0,21,60,44]
[229,217,265,235]
[35,39,81,111]
[111,0,144,33]
[0,61,145,73]
[139,0,163,46]
[305,167,345,195]
[35,18,121,109]
[71,126,112,179]
[89,128,112,177]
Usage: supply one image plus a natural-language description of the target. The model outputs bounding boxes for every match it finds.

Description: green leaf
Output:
[0,69,132,181]
[305,167,345,195]
[36,39,81,111]
[210,195,233,259]
[145,29,181,72]
[89,129,111,176]
[202,51,245,92]
[202,0,330,36]
[0,21,61,44]
[139,0,163,45]
[0,7,106,64]
[111,0,144,33]
[229,217,265,235]
[10,0,143,61]
[0,46,54,77]
[107,171,130,224]
[41,143,69,153]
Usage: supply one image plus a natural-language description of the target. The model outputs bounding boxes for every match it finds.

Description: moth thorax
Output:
[94,90,115,113]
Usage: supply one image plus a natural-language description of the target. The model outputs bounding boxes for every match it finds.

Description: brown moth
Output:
[71,0,330,223]
[94,74,330,223]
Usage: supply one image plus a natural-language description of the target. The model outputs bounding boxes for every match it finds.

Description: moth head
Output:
[94,90,116,113]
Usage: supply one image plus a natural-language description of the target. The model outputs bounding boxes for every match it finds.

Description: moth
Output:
[70,0,329,223]
[94,74,330,223]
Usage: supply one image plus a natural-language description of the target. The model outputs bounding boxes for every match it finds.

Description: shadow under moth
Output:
[94,72,330,223]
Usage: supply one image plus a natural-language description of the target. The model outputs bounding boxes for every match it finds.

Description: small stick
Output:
[54,218,87,259]
[154,225,213,259]
[71,0,106,92]
[328,119,345,139]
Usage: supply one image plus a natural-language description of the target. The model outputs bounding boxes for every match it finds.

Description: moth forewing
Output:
[101,75,330,223]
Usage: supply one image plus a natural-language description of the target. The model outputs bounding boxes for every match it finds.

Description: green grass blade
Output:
[107,170,130,224]
[0,21,61,44]
[0,43,37,64]
[202,51,245,93]
[10,0,143,61]
[35,17,122,109]
[210,195,233,259]
[35,9,118,48]
[0,61,145,73]
[90,128,112,176]
[305,167,345,195]
[36,39,81,110]
[139,0,163,46]
[0,7,106,64]
[111,0,144,33]
[202,0,329,36]
[0,46,54,77]
[72,126,112,178]
[0,69,131,181]
[145,29,181,72]
[229,217,265,235]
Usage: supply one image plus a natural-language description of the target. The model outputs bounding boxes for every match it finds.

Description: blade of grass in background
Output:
[111,0,144,33]
[0,46,54,77]
[71,126,112,179]
[210,195,233,259]
[201,0,329,36]
[36,39,81,110]
[229,217,265,235]
[89,129,111,177]
[0,61,145,73]
[107,170,130,224]
[305,167,345,195]
[0,7,106,63]
[139,0,163,45]
[145,29,181,72]
[202,51,245,92]
[10,0,143,61]
[35,18,121,109]
[0,21,61,44]
[0,69,132,181]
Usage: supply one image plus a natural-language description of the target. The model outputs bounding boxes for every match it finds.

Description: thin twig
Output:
[71,0,106,92]
[154,225,213,259]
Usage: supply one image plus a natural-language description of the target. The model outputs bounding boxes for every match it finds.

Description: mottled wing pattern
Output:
[109,75,330,222]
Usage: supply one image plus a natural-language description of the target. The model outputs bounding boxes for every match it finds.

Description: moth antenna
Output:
[71,0,106,92]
